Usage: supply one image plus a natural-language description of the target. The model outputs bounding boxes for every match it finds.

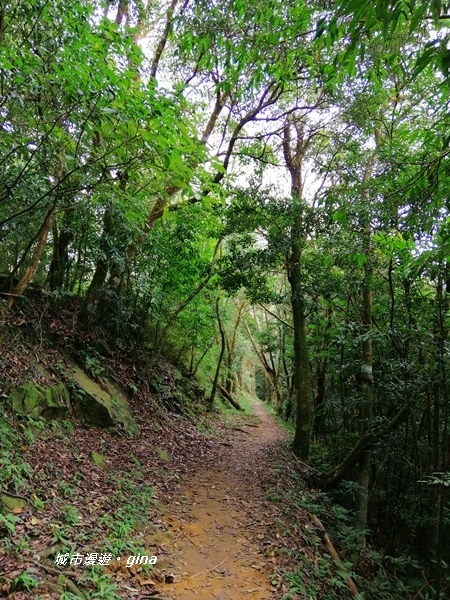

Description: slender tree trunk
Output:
[8,207,55,308]
[48,211,75,290]
[355,251,373,533]
[107,94,229,295]
[290,251,311,459]
[5,147,66,302]
[225,332,233,393]
[355,144,377,535]
[283,116,312,460]
[80,205,114,321]
[152,240,220,359]
[210,296,226,408]
[314,356,327,437]
[224,300,246,391]
[245,321,280,403]
[218,383,243,411]
[150,0,180,79]
[192,341,214,376]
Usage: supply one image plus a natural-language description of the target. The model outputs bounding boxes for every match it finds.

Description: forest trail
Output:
[156,400,285,599]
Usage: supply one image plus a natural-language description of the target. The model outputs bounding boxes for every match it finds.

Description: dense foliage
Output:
[2,0,450,596]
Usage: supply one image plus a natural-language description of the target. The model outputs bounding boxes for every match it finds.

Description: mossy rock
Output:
[105,381,140,436]
[90,451,106,467]
[10,382,69,421]
[1,493,28,513]
[67,364,139,435]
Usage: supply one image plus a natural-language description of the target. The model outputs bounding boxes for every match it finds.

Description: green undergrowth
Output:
[268,443,448,600]
[0,415,32,493]
[194,353,255,417]
[217,387,254,416]
[272,406,295,435]
[236,388,260,413]
[0,414,158,599]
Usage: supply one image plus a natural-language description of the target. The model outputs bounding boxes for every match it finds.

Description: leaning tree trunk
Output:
[323,405,409,490]
[8,207,55,308]
[8,149,65,307]
[151,240,220,361]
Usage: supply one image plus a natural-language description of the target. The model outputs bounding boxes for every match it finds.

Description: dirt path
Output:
[156,400,286,599]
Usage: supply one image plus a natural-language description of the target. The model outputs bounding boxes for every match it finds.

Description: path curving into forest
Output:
[156,400,286,600]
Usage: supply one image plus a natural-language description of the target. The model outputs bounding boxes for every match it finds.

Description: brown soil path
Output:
[156,400,286,600]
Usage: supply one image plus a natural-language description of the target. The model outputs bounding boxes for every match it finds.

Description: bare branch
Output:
[150,0,181,79]
[258,304,294,329]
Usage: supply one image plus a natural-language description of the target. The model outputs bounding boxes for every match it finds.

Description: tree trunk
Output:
[283,116,312,460]
[225,331,234,393]
[314,357,327,438]
[218,383,243,411]
[152,240,220,359]
[104,93,229,296]
[8,207,55,308]
[192,341,214,376]
[210,296,226,408]
[308,513,360,597]
[355,256,373,533]
[355,144,377,534]
[48,211,75,291]
[323,406,409,490]
[80,205,114,321]
[290,252,312,459]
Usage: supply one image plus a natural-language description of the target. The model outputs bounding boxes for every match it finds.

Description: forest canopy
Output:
[2,0,450,597]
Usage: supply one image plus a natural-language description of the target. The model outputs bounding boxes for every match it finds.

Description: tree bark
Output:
[225,299,246,393]
[8,207,55,308]
[48,211,75,290]
[150,0,180,79]
[355,146,377,534]
[218,383,243,411]
[290,260,311,459]
[283,116,312,460]
[210,296,226,408]
[308,513,360,596]
[323,406,409,490]
[80,205,114,321]
[244,321,280,403]
[111,91,229,291]
[96,82,279,307]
